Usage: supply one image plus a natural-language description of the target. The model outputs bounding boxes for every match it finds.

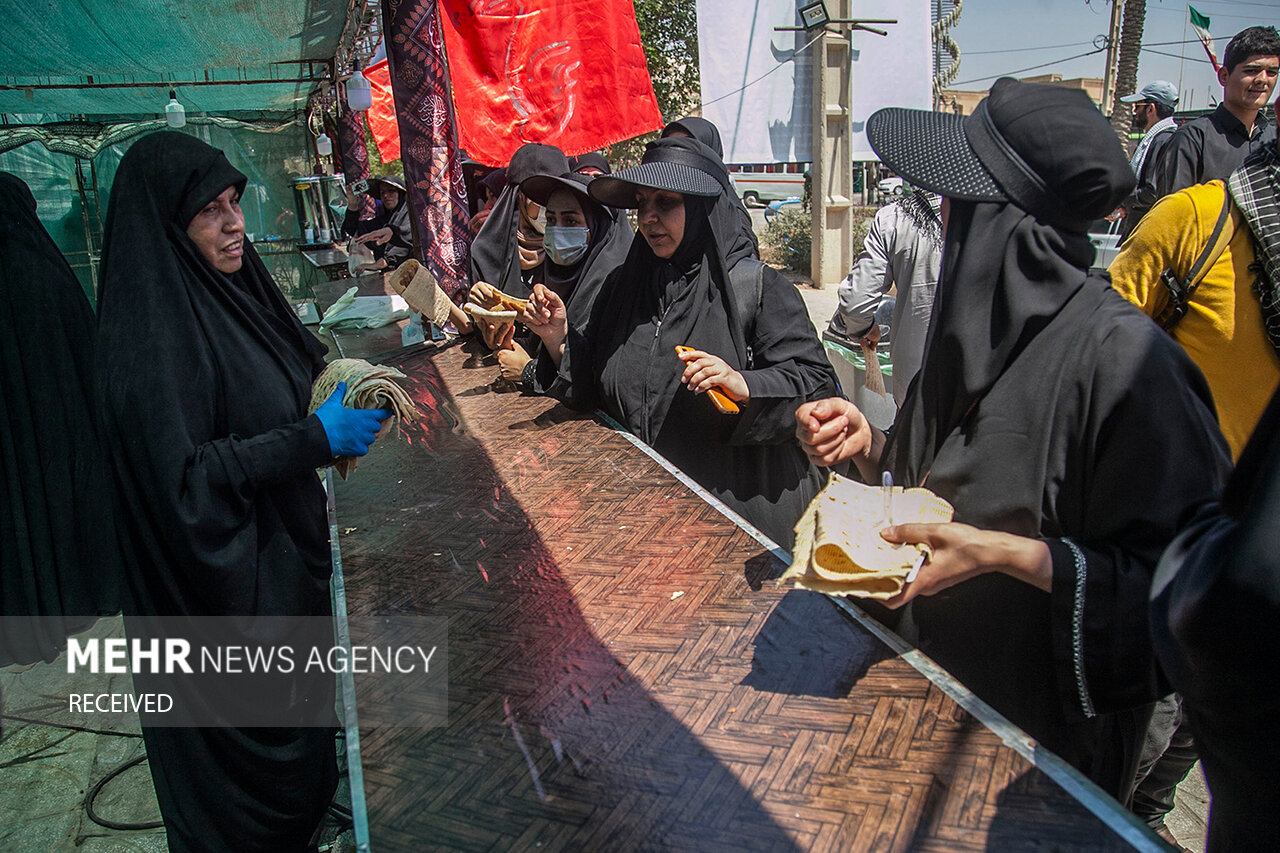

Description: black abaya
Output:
[0,172,121,665]
[1150,386,1280,851]
[95,132,336,853]
[875,200,1231,796]
[540,138,836,546]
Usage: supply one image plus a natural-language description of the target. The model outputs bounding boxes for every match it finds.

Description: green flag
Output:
[1189,5,1219,72]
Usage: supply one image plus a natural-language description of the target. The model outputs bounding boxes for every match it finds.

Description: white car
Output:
[1089,218,1123,270]
[877,176,906,196]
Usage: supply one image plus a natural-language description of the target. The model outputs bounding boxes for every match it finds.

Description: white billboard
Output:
[697,0,932,163]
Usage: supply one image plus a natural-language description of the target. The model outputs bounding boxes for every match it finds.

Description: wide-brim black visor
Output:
[589,161,722,209]
[866,108,1004,203]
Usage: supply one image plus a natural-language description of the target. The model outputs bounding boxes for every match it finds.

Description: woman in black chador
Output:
[797,79,1231,797]
[95,132,387,852]
[524,137,837,547]
[0,173,120,666]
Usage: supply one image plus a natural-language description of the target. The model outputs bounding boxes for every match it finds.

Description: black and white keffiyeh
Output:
[896,190,944,252]
[1227,143,1280,356]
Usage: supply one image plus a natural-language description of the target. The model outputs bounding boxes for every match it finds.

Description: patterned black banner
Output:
[381,0,472,299]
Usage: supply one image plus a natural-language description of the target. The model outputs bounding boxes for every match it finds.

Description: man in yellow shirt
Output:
[1109,176,1280,460]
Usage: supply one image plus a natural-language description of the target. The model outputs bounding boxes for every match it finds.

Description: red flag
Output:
[364,59,401,163]
[438,0,664,166]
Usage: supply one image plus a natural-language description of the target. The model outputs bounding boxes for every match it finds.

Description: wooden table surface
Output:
[329,341,1156,853]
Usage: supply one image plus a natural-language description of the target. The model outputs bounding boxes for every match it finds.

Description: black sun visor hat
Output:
[520,171,595,206]
[867,78,1135,232]
[368,175,407,195]
[588,138,723,209]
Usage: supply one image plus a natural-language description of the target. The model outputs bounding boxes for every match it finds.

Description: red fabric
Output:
[438,0,663,166]
[365,59,401,163]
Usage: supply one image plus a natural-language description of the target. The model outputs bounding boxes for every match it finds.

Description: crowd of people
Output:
[3,23,1280,853]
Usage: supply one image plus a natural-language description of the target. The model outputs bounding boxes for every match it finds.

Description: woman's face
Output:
[380,184,402,211]
[636,187,685,259]
[186,185,245,274]
[545,188,588,231]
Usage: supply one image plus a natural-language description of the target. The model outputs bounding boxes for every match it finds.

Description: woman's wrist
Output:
[850,425,886,481]
[996,534,1053,592]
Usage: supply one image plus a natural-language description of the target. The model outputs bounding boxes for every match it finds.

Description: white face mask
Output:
[543,225,591,266]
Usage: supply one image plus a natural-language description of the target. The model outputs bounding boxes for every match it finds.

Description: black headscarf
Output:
[529,175,633,331]
[468,142,569,296]
[0,173,121,665]
[589,137,760,440]
[94,132,337,851]
[570,152,611,175]
[881,80,1136,486]
[663,116,724,156]
[886,200,1101,484]
[662,117,759,259]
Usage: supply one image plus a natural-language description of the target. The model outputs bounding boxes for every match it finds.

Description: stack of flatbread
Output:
[386,259,456,329]
[780,474,954,599]
[464,283,530,352]
[464,288,527,322]
[308,358,421,479]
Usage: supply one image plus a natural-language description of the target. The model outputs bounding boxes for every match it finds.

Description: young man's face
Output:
[1219,53,1280,115]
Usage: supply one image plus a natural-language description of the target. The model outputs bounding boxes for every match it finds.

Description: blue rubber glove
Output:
[314,383,393,457]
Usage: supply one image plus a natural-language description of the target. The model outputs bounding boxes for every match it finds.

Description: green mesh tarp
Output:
[1,0,346,115]
[0,121,313,308]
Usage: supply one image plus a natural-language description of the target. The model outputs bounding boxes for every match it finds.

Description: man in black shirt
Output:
[1154,26,1280,198]
[1117,80,1179,239]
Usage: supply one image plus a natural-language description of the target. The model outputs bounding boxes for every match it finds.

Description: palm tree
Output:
[1110,0,1147,140]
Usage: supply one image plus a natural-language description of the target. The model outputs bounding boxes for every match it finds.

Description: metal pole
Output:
[809,0,856,288]
[1101,0,1124,117]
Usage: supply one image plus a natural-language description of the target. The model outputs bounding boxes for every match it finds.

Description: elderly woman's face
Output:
[636,187,685,259]
[380,185,402,211]
[186,185,245,274]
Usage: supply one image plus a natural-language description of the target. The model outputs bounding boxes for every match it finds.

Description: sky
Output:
[946,0,1280,111]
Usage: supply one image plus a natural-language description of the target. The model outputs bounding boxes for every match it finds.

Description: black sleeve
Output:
[1154,124,1204,199]
[342,205,383,240]
[341,208,373,239]
[383,241,412,268]
[532,326,599,411]
[730,266,839,445]
[384,211,416,267]
[1045,321,1230,722]
[1146,392,1280,849]
[1131,130,1175,210]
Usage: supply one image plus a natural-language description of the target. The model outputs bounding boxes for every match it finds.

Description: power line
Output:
[950,48,1106,88]
[1181,0,1280,9]
[1145,47,1215,63]
[1148,5,1280,21]
[965,41,1096,56]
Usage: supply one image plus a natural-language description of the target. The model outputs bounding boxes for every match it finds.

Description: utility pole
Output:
[810,0,855,288]
[780,6,893,287]
[1101,0,1124,117]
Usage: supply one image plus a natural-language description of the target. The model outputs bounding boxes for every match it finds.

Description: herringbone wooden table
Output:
[332,342,1148,852]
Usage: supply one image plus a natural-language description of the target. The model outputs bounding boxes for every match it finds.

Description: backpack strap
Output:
[727,258,765,368]
[1157,193,1240,331]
